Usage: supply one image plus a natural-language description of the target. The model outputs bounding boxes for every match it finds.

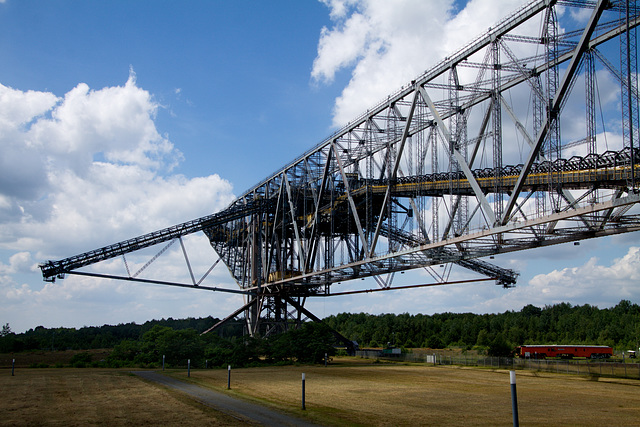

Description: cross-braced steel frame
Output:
[41,0,640,339]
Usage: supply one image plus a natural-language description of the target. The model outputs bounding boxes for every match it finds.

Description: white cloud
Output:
[525,247,640,304]
[0,83,58,130]
[313,0,531,126]
[569,5,593,23]
[0,73,235,254]
[0,252,35,275]
[319,0,357,20]
[312,11,372,84]
[0,72,237,332]
[29,71,181,174]
[458,246,640,314]
[0,84,59,202]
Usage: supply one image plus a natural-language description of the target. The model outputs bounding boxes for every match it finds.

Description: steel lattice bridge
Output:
[41,0,640,343]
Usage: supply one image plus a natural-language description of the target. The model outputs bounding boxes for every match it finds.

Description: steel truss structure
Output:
[42,0,640,339]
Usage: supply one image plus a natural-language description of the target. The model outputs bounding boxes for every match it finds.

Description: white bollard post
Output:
[510,371,519,427]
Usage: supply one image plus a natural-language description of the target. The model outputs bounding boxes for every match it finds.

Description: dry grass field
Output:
[1,358,639,426]
[171,358,640,426]
[0,369,242,426]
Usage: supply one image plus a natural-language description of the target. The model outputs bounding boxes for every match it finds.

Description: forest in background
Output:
[324,300,640,351]
[1,300,638,367]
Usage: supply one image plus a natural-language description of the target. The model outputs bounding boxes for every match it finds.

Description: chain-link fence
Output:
[354,350,640,380]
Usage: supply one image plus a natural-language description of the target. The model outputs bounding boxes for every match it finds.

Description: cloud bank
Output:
[0,72,237,332]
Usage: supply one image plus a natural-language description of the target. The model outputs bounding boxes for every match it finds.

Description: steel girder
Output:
[41,0,640,337]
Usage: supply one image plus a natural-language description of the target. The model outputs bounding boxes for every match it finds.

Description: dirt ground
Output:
[2,359,639,426]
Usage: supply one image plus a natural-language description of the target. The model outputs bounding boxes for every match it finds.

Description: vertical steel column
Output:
[621,0,638,189]
[532,73,547,222]
[246,214,261,336]
[585,49,598,206]
[431,126,440,243]
[585,50,597,156]
[449,66,460,236]
[492,34,504,222]
[448,66,468,236]
[544,5,562,210]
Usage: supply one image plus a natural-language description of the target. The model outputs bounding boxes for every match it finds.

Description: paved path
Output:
[133,371,322,426]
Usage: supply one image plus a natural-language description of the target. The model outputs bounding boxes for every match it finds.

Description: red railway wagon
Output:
[516,345,612,359]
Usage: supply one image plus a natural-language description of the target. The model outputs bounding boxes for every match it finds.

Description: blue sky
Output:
[0,0,341,192]
[1,0,638,333]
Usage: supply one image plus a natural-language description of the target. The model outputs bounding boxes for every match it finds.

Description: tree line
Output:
[0,316,242,354]
[107,322,336,368]
[1,300,638,363]
[324,300,640,353]
[0,316,336,368]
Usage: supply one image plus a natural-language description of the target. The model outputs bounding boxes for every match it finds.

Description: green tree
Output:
[1,323,11,337]
[147,326,205,367]
[268,322,336,364]
[70,352,93,367]
[108,339,141,366]
[488,333,512,357]
[203,334,235,367]
[426,335,444,349]
[476,329,490,346]
[520,304,542,318]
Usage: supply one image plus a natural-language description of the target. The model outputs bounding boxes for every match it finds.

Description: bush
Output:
[140,326,205,367]
[204,335,234,367]
[70,352,92,365]
[28,363,49,368]
[426,335,444,349]
[268,322,336,364]
[488,333,512,357]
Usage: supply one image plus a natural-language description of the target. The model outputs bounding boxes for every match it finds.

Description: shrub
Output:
[70,352,93,368]
[487,333,512,357]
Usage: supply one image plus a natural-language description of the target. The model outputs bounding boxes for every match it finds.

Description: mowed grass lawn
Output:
[2,358,639,426]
